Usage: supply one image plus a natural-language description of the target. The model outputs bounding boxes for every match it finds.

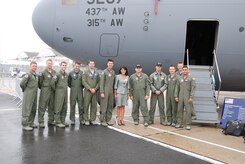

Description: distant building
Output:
[17,52,39,61]
[16,48,72,67]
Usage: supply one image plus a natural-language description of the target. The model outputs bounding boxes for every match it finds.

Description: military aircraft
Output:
[32,0,245,91]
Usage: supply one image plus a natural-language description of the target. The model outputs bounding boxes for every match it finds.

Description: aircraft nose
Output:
[32,0,56,47]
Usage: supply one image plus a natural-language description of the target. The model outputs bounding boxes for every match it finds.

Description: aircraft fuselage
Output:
[32,0,245,91]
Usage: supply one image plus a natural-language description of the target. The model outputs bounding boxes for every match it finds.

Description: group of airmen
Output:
[20,59,196,131]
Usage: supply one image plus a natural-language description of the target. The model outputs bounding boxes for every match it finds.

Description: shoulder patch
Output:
[53,75,57,79]
[24,74,29,78]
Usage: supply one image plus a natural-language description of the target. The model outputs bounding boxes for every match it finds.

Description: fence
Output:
[0,77,23,108]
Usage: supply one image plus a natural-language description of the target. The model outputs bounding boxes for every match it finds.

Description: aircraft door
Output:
[99,33,119,57]
[184,20,219,66]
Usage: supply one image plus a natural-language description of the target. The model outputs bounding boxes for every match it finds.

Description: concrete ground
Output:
[113,91,245,164]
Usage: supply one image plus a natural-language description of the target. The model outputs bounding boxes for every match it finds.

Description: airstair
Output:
[187,50,221,124]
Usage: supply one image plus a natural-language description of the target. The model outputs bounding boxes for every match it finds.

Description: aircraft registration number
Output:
[86,0,121,4]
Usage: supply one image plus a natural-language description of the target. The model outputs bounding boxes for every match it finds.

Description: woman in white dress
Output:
[114,66,130,125]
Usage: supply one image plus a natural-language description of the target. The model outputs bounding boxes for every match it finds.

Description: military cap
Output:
[156,62,162,67]
[136,64,142,68]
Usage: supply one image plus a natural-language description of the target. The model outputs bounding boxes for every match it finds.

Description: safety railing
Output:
[213,50,222,101]
[15,78,23,108]
[0,77,23,108]
[186,49,190,68]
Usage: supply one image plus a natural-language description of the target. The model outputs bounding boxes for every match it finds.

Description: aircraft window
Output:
[144,12,149,17]
[63,37,73,43]
[144,19,149,24]
[239,27,244,32]
[143,26,148,31]
[62,0,78,5]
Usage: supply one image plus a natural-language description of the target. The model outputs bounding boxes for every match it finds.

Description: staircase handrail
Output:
[213,50,222,101]
[186,49,190,68]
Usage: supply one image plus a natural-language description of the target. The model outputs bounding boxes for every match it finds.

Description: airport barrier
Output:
[0,77,16,94]
[0,77,23,108]
[14,78,23,108]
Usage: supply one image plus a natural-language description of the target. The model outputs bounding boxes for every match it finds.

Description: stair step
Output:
[192,119,219,124]
[194,97,216,102]
[194,104,217,112]
[195,90,215,98]
[196,84,213,91]
[193,100,216,105]
[195,112,218,121]
[190,71,210,78]
[194,77,212,84]
[189,65,210,70]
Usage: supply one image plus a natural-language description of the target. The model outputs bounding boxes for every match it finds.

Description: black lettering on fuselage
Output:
[107,0,115,4]
[86,0,121,4]
[87,0,95,4]
[112,7,125,15]
[97,0,105,4]
[111,19,123,26]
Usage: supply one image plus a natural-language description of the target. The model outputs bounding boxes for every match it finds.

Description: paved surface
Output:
[0,92,19,109]
[0,92,209,164]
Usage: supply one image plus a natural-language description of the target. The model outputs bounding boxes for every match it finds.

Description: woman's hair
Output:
[119,65,128,76]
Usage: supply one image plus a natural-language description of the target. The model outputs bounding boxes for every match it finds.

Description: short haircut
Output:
[46,58,53,63]
[119,65,128,76]
[169,64,175,68]
[74,61,81,65]
[88,60,95,64]
[178,61,183,64]
[30,61,37,66]
[107,59,114,63]
[60,61,67,66]
[182,65,188,69]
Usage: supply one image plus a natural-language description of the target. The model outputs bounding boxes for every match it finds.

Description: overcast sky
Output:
[0,0,48,60]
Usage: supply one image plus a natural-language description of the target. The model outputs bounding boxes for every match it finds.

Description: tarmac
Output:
[0,92,213,164]
[0,91,244,164]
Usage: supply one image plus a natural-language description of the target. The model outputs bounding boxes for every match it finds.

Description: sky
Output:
[0,0,48,60]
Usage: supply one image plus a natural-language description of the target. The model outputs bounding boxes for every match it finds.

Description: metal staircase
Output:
[189,65,219,123]
[187,50,221,124]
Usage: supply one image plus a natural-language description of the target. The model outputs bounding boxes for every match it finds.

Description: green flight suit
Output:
[166,74,178,124]
[68,69,84,123]
[100,68,115,123]
[177,72,196,118]
[174,75,196,126]
[149,71,167,124]
[54,71,68,124]
[129,73,150,123]
[38,69,56,124]
[82,69,100,122]
[20,72,38,127]
[176,71,182,77]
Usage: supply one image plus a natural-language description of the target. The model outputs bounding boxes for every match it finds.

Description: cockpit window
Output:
[62,0,78,5]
